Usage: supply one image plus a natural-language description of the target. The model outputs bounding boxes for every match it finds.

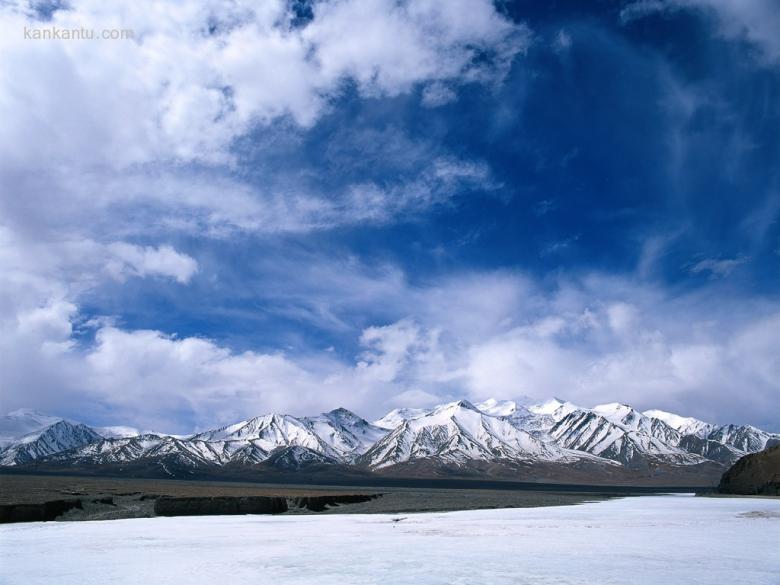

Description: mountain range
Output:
[1,400,777,486]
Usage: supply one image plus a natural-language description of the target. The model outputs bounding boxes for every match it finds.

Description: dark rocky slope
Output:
[718,445,780,495]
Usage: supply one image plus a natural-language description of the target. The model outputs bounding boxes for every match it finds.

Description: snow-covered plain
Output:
[1,495,778,585]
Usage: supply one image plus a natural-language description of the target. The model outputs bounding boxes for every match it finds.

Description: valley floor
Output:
[1,494,778,584]
[0,473,620,521]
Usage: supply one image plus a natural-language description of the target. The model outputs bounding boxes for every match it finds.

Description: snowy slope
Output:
[4,496,779,585]
[476,398,569,433]
[373,407,430,430]
[644,410,779,461]
[262,445,339,470]
[1,400,777,472]
[359,400,575,469]
[476,398,527,418]
[0,420,104,465]
[46,433,254,467]
[549,405,704,466]
[707,424,777,453]
[190,413,340,458]
[528,398,580,420]
[0,409,63,448]
[302,408,388,460]
[643,409,715,437]
[190,408,387,462]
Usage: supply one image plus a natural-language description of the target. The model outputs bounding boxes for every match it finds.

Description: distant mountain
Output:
[642,409,714,438]
[303,408,388,460]
[373,407,430,430]
[0,409,63,448]
[549,404,702,467]
[358,400,574,469]
[189,408,387,462]
[262,446,339,471]
[0,420,103,465]
[1,399,778,486]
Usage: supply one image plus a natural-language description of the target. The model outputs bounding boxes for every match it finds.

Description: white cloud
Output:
[0,0,529,169]
[3,254,779,431]
[105,243,198,284]
[421,82,457,107]
[0,0,514,292]
[621,0,780,63]
[83,327,348,429]
[689,256,749,278]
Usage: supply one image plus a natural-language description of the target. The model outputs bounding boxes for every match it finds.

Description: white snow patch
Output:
[1,495,777,585]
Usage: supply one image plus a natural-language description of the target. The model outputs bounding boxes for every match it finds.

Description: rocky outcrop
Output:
[678,435,741,465]
[718,445,780,496]
[153,496,288,516]
[0,499,83,523]
[291,493,381,511]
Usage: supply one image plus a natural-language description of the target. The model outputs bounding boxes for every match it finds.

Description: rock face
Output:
[291,494,381,512]
[0,499,83,523]
[0,421,103,465]
[153,496,288,516]
[718,445,780,496]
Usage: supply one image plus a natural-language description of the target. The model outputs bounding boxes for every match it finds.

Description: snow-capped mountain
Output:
[643,411,776,463]
[548,404,703,467]
[0,409,63,448]
[358,400,574,469]
[0,420,103,465]
[373,407,430,430]
[302,408,387,459]
[1,400,777,478]
[707,424,776,453]
[190,413,340,457]
[262,446,338,470]
[525,398,580,432]
[643,409,715,438]
[475,399,545,432]
[189,408,388,462]
[528,398,579,420]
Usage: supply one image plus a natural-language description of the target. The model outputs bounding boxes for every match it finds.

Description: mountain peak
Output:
[373,407,430,430]
[593,403,635,416]
[528,398,577,415]
[326,407,361,420]
[476,399,527,418]
[431,400,480,416]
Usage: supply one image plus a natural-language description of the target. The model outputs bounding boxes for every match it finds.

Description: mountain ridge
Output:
[1,399,777,486]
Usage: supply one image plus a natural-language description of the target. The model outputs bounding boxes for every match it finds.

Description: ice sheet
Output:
[1,495,778,585]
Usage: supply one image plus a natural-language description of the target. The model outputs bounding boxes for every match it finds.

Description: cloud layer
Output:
[2,256,778,432]
[0,1,778,433]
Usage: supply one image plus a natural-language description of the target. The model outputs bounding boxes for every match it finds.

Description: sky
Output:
[0,0,778,433]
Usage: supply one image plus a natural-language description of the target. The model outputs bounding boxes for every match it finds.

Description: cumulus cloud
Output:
[0,0,529,168]
[0,0,522,254]
[3,254,779,431]
[104,243,198,284]
[1,0,777,434]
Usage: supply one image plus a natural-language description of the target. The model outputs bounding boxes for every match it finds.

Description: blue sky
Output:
[0,0,778,432]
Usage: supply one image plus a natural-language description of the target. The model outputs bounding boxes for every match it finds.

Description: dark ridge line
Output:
[0,469,709,494]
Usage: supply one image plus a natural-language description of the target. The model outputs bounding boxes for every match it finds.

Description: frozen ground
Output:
[1,495,778,585]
